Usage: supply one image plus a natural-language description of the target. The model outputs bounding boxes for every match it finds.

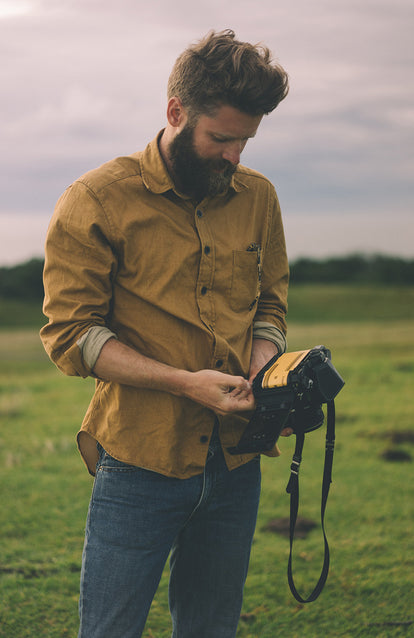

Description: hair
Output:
[167,29,289,120]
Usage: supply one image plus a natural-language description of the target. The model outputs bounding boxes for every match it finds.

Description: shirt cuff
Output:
[77,326,118,370]
[253,321,287,354]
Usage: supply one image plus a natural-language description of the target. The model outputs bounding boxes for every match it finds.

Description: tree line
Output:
[0,254,413,302]
[290,254,414,285]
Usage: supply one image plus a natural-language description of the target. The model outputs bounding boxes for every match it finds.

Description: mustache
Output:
[207,158,237,174]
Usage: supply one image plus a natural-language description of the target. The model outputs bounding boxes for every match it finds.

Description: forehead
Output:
[194,104,263,139]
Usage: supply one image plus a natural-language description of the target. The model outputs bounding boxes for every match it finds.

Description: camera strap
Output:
[285,399,336,603]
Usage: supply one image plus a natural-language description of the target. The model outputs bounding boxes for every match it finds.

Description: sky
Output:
[1,0,413,265]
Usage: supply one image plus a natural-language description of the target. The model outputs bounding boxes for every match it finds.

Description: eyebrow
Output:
[210,132,257,142]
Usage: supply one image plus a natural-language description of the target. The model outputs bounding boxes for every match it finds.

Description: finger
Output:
[228,378,251,396]
[224,399,255,414]
[218,392,255,414]
[280,427,294,437]
[229,388,252,402]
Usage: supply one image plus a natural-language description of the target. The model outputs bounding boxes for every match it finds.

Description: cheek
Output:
[192,133,221,159]
[196,144,222,160]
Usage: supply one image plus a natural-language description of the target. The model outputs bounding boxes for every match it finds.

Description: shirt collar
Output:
[139,131,174,194]
[139,130,248,197]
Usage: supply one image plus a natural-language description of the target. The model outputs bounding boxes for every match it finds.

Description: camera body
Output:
[228,345,345,455]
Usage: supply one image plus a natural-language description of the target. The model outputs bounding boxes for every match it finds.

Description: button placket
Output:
[195,208,215,326]
[212,334,229,373]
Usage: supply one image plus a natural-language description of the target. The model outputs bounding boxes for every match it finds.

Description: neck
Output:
[158,128,175,177]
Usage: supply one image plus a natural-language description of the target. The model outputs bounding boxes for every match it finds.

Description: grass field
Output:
[0,286,413,637]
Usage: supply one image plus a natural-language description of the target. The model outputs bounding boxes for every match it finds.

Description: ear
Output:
[166,97,187,128]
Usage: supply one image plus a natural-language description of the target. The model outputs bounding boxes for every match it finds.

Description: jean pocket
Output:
[96,445,139,473]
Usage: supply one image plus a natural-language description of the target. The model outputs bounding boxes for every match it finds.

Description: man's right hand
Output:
[182,369,255,415]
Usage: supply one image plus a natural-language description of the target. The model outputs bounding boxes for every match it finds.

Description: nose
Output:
[222,141,242,166]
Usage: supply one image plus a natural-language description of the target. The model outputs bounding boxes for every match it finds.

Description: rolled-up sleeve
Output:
[253,321,287,353]
[40,181,118,377]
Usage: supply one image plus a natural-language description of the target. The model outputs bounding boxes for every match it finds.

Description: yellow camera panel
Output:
[262,350,310,389]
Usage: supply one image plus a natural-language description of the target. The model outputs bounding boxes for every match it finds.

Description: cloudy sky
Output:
[1,0,413,265]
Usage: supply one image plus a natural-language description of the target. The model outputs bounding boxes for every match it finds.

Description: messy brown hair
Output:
[168,29,289,119]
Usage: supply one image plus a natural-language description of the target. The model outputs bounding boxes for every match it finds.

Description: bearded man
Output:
[41,29,290,638]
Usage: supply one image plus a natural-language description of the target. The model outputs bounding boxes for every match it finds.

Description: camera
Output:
[228,345,345,455]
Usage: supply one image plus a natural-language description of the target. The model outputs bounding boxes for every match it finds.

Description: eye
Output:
[211,135,250,145]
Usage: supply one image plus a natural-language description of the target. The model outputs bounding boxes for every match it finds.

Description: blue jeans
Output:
[78,427,261,638]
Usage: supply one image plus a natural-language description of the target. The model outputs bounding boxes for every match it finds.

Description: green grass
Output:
[0,299,45,329]
[1,287,414,637]
[286,284,414,323]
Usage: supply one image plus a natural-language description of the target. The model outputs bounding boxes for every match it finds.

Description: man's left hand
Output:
[248,338,293,437]
[248,338,279,384]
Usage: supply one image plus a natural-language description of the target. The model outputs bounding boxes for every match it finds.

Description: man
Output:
[41,29,290,638]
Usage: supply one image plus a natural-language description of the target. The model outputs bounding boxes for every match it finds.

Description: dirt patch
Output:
[262,516,317,538]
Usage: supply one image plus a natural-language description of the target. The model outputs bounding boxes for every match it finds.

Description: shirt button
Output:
[204,245,211,255]
[200,435,209,444]
[215,359,224,368]
[201,286,208,295]
[196,210,203,218]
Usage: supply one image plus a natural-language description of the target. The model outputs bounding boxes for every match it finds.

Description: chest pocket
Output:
[230,250,261,313]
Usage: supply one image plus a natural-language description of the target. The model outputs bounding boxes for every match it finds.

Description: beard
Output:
[168,125,237,201]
